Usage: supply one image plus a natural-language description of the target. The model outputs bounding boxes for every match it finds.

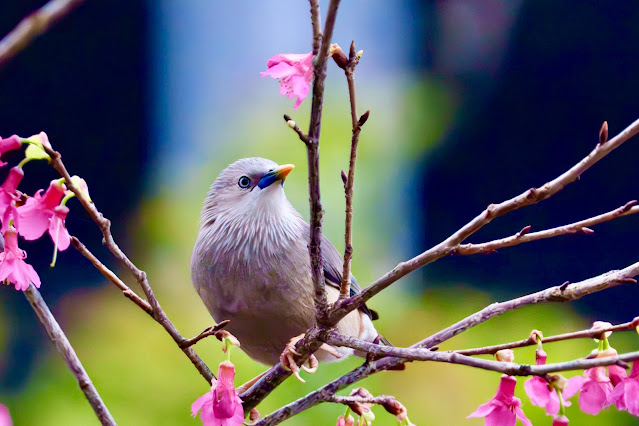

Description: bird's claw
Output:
[280,333,318,382]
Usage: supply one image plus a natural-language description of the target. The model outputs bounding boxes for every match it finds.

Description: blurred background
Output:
[1,0,638,424]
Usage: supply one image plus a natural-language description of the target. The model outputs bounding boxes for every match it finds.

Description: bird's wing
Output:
[307,231,379,320]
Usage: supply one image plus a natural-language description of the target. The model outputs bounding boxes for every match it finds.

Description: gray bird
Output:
[191,157,380,367]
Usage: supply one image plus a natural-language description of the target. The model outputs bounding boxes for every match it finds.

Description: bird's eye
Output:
[238,176,251,188]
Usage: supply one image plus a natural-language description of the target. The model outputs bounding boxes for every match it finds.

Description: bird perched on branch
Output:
[191,157,381,375]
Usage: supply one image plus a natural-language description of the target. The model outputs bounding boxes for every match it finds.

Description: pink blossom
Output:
[467,375,532,426]
[0,227,40,291]
[261,52,313,109]
[0,167,23,232]
[336,415,355,426]
[564,366,612,415]
[524,349,569,415]
[192,361,244,426]
[0,403,12,426]
[17,179,70,251]
[606,361,639,415]
[552,415,569,425]
[0,136,22,167]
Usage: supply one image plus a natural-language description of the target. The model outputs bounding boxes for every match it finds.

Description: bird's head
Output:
[200,157,296,226]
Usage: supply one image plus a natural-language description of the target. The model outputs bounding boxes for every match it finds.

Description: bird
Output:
[191,157,381,372]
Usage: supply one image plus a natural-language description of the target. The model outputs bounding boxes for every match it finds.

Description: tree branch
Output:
[339,41,367,299]
[306,0,342,322]
[455,200,639,255]
[24,283,116,425]
[329,333,639,375]
[71,236,152,315]
[0,0,85,68]
[44,147,214,384]
[455,318,639,356]
[330,118,639,323]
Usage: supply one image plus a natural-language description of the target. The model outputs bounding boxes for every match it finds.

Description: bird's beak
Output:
[257,164,295,189]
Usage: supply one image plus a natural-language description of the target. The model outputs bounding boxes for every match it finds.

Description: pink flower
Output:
[261,52,313,109]
[17,179,70,251]
[467,375,533,426]
[0,403,12,426]
[336,415,355,426]
[0,227,40,291]
[552,415,569,425]
[606,361,639,415]
[0,167,23,232]
[524,349,569,415]
[564,366,612,415]
[192,361,244,426]
[0,136,22,167]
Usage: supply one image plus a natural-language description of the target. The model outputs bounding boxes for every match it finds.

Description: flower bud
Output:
[592,321,613,339]
[495,349,515,363]
[330,43,348,69]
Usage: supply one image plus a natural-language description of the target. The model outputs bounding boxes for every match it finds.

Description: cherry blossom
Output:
[261,52,313,109]
[17,179,70,251]
[0,227,40,291]
[467,375,532,426]
[606,361,639,415]
[192,361,244,426]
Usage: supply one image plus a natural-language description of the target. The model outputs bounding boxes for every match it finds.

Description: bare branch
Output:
[179,320,231,349]
[306,0,342,322]
[456,318,639,356]
[309,0,321,56]
[44,147,214,384]
[328,332,639,376]
[282,114,311,144]
[411,261,639,352]
[456,201,639,255]
[340,41,367,299]
[24,284,116,425]
[0,0,85,68]
[71,236,152,315]
[331,118,639,323]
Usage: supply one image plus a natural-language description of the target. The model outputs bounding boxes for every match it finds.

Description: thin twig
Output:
[44,147,214,383]
[339,41,366,299]
[455,201,639,255]
[309,0,321,56]
[0,0,85,68]
[24,284,116,426]
[179,320,231,349]
[455,319,639,356]
[330,118,639,323]
[282,114,311,144]
[306,0,342,322]
[328,332,639,376]
[71,236,152,315]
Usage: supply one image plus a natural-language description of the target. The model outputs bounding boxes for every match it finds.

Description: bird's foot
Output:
[280,333,318,382]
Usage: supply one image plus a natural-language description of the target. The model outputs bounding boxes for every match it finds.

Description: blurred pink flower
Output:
[606,361,639,415]
[192,361,244,426]
[467,375,532,426]
[0,227,40,291]
[336,415,355,426]
[0,136,22,167]
[0,167,23,232]
[0,403,12,426]
[564,366,612,415]
[552,414,569,425]
[17,179,70,251]
[261,52,313,109]
[524,349,569,415]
